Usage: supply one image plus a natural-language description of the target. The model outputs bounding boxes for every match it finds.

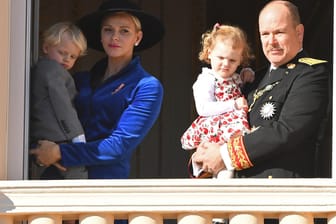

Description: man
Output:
[192,0,330,179]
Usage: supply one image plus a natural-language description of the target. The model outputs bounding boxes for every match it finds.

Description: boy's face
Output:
[43,32,81,70]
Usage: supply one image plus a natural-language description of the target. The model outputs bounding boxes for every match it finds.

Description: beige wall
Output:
[0,0,10,179]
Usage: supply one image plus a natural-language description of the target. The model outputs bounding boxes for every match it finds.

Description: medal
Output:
[287,63,296,69]
[249,81,280,112]
[260,102,276,119]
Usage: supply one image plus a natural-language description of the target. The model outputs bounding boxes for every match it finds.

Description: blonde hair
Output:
[102,12,142,31]
[199,24,253,66]
[42,22,87,56]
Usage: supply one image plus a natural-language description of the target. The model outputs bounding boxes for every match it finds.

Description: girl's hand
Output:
[235,97,248,110]
[240,67,255,83]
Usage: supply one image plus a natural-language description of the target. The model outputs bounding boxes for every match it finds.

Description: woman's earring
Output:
[135,43,138,46]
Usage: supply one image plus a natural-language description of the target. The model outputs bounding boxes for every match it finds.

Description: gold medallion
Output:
[287,63,296,69]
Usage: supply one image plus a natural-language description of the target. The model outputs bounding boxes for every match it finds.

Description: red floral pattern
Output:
[181,76,250,149]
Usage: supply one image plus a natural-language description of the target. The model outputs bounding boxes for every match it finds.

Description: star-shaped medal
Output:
[260,102,276,119]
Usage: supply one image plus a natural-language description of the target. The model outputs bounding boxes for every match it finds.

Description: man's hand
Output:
[192,142,226,175]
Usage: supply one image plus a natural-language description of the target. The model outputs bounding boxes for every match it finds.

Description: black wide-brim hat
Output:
[77,0,164,52]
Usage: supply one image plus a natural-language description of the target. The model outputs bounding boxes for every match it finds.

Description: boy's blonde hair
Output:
[42,22,87,56]
[199,24,254,66]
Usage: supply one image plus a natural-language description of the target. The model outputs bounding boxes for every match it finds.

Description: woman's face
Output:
[101,13,143,60]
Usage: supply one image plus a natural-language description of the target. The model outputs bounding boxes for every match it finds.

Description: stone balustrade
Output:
[0,178,335,224]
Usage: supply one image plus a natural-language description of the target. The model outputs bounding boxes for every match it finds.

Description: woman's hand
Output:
[30,140,66,171]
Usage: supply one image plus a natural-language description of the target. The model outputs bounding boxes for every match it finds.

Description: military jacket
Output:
[228,51,330,178]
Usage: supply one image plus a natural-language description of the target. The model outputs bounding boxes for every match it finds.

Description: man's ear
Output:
[296,24,304,42]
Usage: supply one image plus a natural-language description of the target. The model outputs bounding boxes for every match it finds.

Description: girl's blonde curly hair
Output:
[199,23,254,66]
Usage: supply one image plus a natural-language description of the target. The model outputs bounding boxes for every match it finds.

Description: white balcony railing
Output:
[0,178,336,224]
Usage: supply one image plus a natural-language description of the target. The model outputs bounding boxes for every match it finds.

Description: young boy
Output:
[30,22,87,180]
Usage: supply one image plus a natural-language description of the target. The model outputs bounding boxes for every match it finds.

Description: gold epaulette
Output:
[298,57,327,66]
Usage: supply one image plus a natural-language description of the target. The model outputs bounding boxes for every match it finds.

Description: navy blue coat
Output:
[235,51,330,178]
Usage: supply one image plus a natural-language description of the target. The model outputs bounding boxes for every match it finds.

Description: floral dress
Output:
[181,68,250,149]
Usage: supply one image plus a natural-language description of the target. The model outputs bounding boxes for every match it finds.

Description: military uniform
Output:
[227,51,330,178]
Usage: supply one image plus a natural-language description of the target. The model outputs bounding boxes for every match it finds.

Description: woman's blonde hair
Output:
[199,24,254,66]
[42,22,87,56]
[102,12,142,31]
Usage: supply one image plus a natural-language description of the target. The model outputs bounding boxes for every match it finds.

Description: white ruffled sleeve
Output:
[193,68,236,116]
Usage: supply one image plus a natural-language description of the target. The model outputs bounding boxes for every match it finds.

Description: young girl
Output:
[181,23,254,179]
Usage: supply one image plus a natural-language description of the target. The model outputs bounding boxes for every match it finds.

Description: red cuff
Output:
[227,136,253,170]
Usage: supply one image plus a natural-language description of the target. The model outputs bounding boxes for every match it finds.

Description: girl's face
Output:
[101,13,143,60]
[208,38,242,78]
[43,32,81,70]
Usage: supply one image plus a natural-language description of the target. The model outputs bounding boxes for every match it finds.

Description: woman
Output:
[30,0,165,179]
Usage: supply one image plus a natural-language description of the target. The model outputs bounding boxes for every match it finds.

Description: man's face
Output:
[258,4,304,67]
